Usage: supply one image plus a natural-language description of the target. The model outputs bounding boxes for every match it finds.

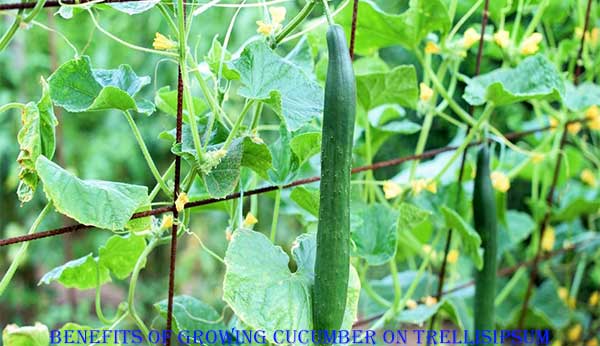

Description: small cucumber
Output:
[473,145,498,334]
[313,24,356,334]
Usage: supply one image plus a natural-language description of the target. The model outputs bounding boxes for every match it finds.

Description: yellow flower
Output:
[590,291,599,307]
[549,117,559,129]
[175,192,189,212]
[567,122,582,134]
[425,180,437,193]
[532,153,545,164]
[586,105,599,119]
[541,226,555,252]
[424,296,438,306]
[586,338,599,346]
[558,287,568,301]
[446,249,459,264]
[591,28,599,47]
[256,21,275,36]
[589,117,600,130]
[412,179,437,195]
[568,296,576,309]
[491,171,510,193]
[153,32,177,51]
[494,30,510,48]
[581,169,597,187]
[269,6,286,26]
[575,27,585,39]
[243,212,258,227]
[567,324,582,342]
[462,28,480,49]
[520,33,543,55]
[225,227,233,242]
[425,41,441,54]
[406,299,418,310]
[420,83,434,102]
[160,214,174,229]
[551,340,562,346]
[383,180,402,199]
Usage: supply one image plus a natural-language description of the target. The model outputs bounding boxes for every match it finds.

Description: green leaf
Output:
[351,203,399,265]
[241,137,272,179]
[98,234,146,280]
[48,56,154,114]
[398,203,431,232]
[108,0,160,14]
[564,82,600,111]
[16,79,58,204]
[357,65,419,110]
[290,186,320,217]
[530,280,570,329]
[154,295,226,344]
[223,230,360,339]
[284,37,316,75]
[126,203,152,232]
[441,206,483,270]
[202,139,243,198]
[463,55,565,106]
[289,131,321,165]
[2,323,50,346]
[36,156,148,230]
[268,125,298,184]
[498,211,535,256]
[155,85,208,120]
[337,0,451,54]
[205,36,240,81]
[39,254,110,290]
[230,41,323,131]
[160,122,228,166]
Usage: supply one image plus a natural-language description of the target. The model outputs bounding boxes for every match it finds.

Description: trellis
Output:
[0,0,596,341]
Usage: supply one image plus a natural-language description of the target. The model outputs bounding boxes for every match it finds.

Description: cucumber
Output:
[473,145,498,335]
[313,24,356,334]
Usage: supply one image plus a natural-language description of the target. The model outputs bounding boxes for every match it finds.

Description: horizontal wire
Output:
[352,240,581,328]
[0,121,579,248]
[0,0,293,11]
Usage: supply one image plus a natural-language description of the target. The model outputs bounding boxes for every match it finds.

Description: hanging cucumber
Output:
[313,24,356,333]
[473,145,498,334]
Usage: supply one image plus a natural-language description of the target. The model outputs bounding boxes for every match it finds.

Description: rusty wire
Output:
[0,120,587,248]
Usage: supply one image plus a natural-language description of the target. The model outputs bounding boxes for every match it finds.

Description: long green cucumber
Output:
[313,24,356,334]
[473,145,498,335]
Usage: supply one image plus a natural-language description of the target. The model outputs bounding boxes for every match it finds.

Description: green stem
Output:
[275,0,317,44]
[269,188,281,242]
[447,0,484,41]
[95,265,119,325]
[512,0,525,40]
[389,258,403,313]
[363,123,376,202]
[495,267,526,306]
[149,162,176,202]
[223,100,254,150]
[123,111,171,197]
[0,9,23,52]
[433,103,494,182]
[570,253,587,299]
[0,103,25,114]
[410,112,435,180]
[23,0,47,23]
[522,0,549,39]
[0,202,52,296]
[157,3,178,36]
[360,264,392,308]
[128,238,157,338]
[321,0,335,25]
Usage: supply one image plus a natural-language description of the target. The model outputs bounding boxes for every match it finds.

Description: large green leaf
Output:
[530,280,570,329]
[356,65,418,110]
[351,203,399,265]
[337,0,451,54]
[230,41,323,131]
[290,186,320,217]
[108,0,160,14]
[2,323,49,346]
[441,206,483,270]
[202,139,243,198]
[39,254,110,290]
[16,79,58,204]
[155,85,208,120]
[564,82,600,111]
[205,36,240,81]
[268,125,299,184]
[48,56,154,114]
[289,131,321,165]
[155,296,226,345]
[240,137,272,179]
[36,156,148,230]
[98,234,146,280]
[223,230,360,340]
[498,211,535,256]
[463,55,565,106]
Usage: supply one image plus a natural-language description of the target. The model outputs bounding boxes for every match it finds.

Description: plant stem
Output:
[0,202,52,296]
[123,111,171,197]
[0,7,23,52]
[157,3,178,36]
[95,265,119,325]
[0,102,25,114]
[269,188,281,242]
[275,0,316,44]
[495,267,526,306]
[322,0,335,25]
[223,100,254,150]
[23,0,47,23]
[389,258,403,313]
[128,238,157,338]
